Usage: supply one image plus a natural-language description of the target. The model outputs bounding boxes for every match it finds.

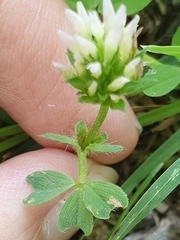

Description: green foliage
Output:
[101,0,152,15]
[75,121,88,146]
[23,171,75,205]
[122,128,180,195]
[21,1,180,238]
[0,132,29,153]
[58,180,128,235]
[108,129,180,238]
[137,99,180,127]
[111,157,180,239]
[86,143,123,153]
[58,188,94,235]
[64,0,101,11]
[40,133,78,147]
[142,45,180,57]
[23,171,128,235]
[82,181,128,219]
[142,65,180,97]
[172,26,180,46]
[64,0,152,15]
[92,132,108,144]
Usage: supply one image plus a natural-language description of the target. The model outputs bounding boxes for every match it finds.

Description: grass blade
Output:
[110,157,180,240]
[0,109,15,124]
[0,124,23,137]
[137,99,180,127]
[122,128,180,195]
[0,133,29,153]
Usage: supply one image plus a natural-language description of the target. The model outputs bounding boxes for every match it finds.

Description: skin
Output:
[0,0,141,239]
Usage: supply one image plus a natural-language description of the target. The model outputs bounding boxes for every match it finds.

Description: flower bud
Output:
[88,81,98,96]
[65,9,91,40]
[108,76,130,91]
[86,62,102,78]
[119,15,140,62]
[76,36,97,59]
[74,52,85,76]
[110,94,121,103]
[53,62,75,79]
[57,30,78,54]
[123,57,141,80]
[89,11,105,45]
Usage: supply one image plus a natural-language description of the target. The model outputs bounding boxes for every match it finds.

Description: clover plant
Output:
[23,0,180,236]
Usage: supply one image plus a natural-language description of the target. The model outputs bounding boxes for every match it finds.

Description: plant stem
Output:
[76,148,88,184]
[82,105,109,149]
[76,105,109,184]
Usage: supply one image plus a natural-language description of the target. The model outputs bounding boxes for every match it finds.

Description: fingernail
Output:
[42,194,77,240]
[87,164,119,183]
[134,117,143,135]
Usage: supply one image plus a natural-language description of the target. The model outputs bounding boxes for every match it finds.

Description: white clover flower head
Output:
[54,0,144,110]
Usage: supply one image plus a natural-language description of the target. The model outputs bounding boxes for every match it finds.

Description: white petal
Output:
[104,24,122,64]
[103,0,115,32]
[88,81,98,96]
[76,36,97,59]
[119,15,140,62]
[57,30,78,53]
[77,2,89,25]
[86,62,102,78]
[89,11,105,44]
[123,57,141,79]
[74,52,84,63]
[74,52,85,76]
[77,2,91,38]
[110,94,121,103]
[126,15,140,35]
[65,9,91,39]
[113,5,126,28]
[108,76,130,91]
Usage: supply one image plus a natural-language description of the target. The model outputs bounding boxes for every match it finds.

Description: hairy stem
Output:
[82,105,109,149]
[77,105,109,184]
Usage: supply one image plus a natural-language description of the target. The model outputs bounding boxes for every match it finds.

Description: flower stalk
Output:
[83,105,109,149]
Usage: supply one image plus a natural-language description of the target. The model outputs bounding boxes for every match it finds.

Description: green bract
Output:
[53,0,144,110]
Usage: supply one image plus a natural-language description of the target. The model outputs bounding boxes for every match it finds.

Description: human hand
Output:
[0,0,142,239]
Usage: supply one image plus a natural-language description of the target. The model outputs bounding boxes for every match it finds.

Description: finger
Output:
[0,0,142,164]
[0,148,118,240]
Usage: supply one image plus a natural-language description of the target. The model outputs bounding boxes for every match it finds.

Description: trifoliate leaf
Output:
[23,171,75,206]
[40,133,78,147]
[86,143,123,153]
[82,181,128,219]
[58,188,93,236]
